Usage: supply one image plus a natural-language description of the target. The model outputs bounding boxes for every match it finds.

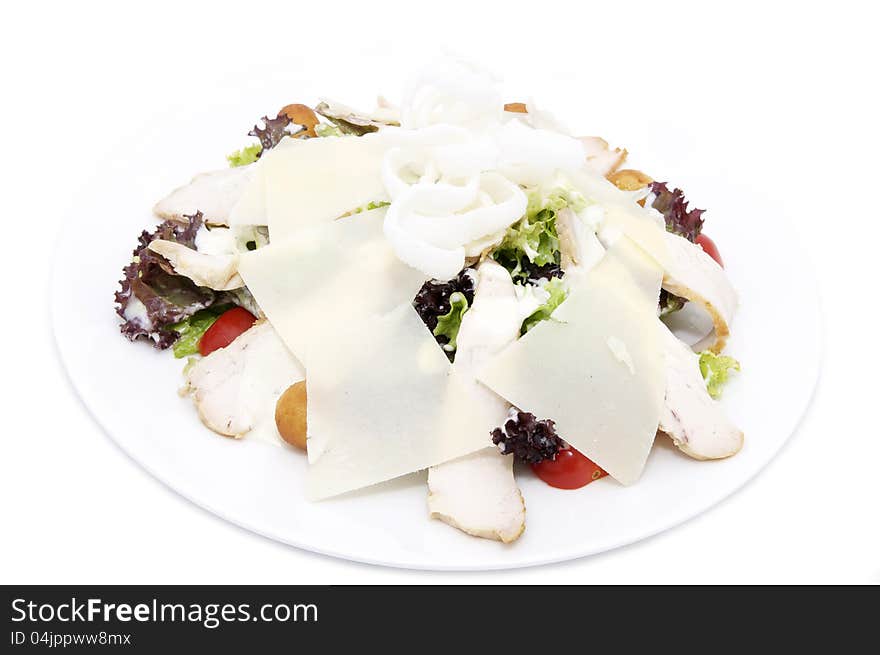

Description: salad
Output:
[115,60,742,543]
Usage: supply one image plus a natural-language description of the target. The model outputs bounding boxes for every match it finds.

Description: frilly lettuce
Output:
[521,277,568,334]
[412,271,476,362]
[699,351,741,399]
[433,291,469,352]
[353,200,391,214]
[649,182,705,243]
[226,143,262,167]
[248,111,298,151]
[315,123,345,138]
[491,186,586,283]
[115,213,217,349]
[115,213,255,351]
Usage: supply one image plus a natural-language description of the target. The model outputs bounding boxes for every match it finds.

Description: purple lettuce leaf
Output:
[248,113,295,152]
[115,212,217,349]
[649,181,705,243]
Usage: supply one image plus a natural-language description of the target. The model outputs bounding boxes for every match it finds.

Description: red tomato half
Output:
[199,307,257,356]
[531,448,607,490]
[696,233,723,267]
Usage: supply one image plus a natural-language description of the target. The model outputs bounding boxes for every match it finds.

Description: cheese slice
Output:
[568,167,669,267]
[232,134,389,243]
[304,304,501,499]
[600,203,668,264]
[597,199,738,354]
[236,207,427,367]
[239,207,500,498]
[568,168,738,353]
[478,237,665,485]
[228,161,267,226]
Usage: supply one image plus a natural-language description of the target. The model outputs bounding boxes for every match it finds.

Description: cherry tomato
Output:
[696,233,723,267]
[198,307,257,356]
[530,448,607,490]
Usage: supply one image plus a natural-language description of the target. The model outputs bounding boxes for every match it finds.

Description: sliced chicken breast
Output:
[658,323,743,460]
[148,240,243,290]
[661,231,738,353]
[427,260,526,542]
[184,321,304,439]
[428,449,525,543]
[154,166,253,226]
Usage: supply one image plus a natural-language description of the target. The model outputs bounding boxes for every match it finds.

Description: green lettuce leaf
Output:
[182,356,200,376]
[315,100,388,135]
[521,278,568,334]
[658,289,687,317]
[492,187,586,283]
[699,351,741,399]
[314,123,345,138]
[353,200,390,213]
[170,306,229,358]
[339,200,391,219]
[226,143,262,167]
[433,291,469,352]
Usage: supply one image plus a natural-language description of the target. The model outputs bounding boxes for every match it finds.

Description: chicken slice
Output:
[579,136,627,177]
[427,260,526,543]
[661,231,738,353]
[154,166,253,226]
[184,321,304,439]
[556,206,606,277]
[148,240,243,290]
[658,323,743,459]
[316,98,401,130]
[428,449,525,543]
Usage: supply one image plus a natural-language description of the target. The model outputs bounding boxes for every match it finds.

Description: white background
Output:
[2,1,877,583]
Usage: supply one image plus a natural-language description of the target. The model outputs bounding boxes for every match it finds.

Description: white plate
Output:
[51,70,821,571]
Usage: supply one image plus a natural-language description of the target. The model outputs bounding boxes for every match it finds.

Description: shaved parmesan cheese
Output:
[568,169,738,353]
[478,237,665,485]
[606,336,635,375]
[239,211,507,499]
[599,203,668,264]
[568,168,669,267]
[228,162,267,226]
[233,135,390,243]
[236,208,427,367]
[305,304,501,499]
